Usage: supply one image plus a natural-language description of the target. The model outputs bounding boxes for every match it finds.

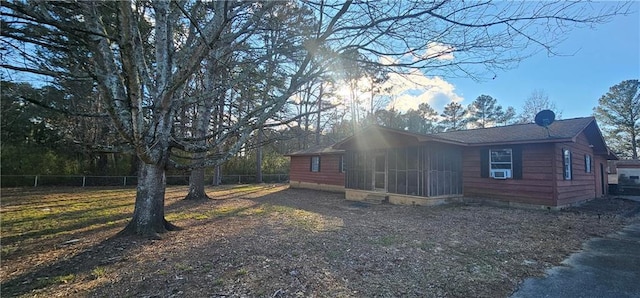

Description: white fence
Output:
[0,174,289,188]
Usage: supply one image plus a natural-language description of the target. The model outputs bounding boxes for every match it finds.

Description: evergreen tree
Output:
[440,102,467,131]
[375,108,405,130]
[594,79,640,159]
[405,103,443,134]
[466,95,504,128]
[496,106,517,126]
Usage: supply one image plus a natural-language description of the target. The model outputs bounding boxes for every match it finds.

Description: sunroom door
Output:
[372,153,386,191]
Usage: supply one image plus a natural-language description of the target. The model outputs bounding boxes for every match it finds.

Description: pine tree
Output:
[496,106,517,126]
[466,95,503,128]
[594,80,640,159]
[440,102,467,131]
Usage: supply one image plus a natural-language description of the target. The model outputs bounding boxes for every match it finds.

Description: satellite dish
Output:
[534,110,555,127]
[534,110,555,137]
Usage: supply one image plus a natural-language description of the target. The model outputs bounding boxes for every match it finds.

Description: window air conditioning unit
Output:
[490,169,511,179]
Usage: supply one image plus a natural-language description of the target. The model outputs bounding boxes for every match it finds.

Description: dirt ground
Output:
[1,185,639,297]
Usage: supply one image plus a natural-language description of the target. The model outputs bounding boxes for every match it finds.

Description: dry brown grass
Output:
[1,185,638,297]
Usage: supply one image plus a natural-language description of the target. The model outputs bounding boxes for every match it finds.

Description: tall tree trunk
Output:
[184,48,220,199]
[120,162,180,238]
[351,86,358,133]
[632,129,638,159]
[97,153,108,175]
[256,128,263,183]
[316,84,323,146]
[185,165,209,200]
[213,165,221,186]
[212,90,226,186]
[303,104,309,149]
[129,155,139,176]
[112,153,118,174]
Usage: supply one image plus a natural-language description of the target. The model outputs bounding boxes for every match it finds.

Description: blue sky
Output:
[448,4,640,120]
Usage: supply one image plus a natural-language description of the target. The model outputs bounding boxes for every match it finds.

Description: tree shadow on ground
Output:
[4,186,639,297]
[1,234,151,297]
[0,185,291,296]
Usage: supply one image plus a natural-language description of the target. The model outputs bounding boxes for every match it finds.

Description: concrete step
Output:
[364,193,388,204]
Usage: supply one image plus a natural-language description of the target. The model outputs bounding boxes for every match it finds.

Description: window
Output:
[339,155,345,173]
[481,147,522,180]
[563,149,572,180]
[310,156,320,172]
[490,149,512,178]
[585,154,592,173]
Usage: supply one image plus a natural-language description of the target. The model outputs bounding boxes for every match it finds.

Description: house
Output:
[609,159,640,195]
[285,145,345,192]
[288,117,617,209]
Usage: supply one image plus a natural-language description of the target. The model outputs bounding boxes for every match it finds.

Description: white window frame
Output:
[585,154,592,173]
[490,149,513,170]
[563,149,572,180]
[340,155,345,173]
[489,148,513,179]
[311,156,320,172]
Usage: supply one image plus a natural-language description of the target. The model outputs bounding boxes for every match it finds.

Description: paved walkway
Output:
[510,222,640,298]
[617,195,640,203]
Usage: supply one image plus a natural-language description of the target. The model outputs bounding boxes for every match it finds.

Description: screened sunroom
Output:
[344,143,463,198]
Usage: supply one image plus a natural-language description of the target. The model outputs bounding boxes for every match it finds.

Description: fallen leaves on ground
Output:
[1,185,638,297]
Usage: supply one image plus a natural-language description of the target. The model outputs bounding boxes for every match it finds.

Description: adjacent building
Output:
[285,145,345,193]
[609,159,640,195]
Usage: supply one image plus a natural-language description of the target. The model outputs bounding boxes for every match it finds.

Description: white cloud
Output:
[422,42,455,61]
[383,70,463,113]
[290,93,303,104]
[378,55,399,66]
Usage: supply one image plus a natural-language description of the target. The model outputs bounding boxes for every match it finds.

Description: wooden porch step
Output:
[364,193,388,204]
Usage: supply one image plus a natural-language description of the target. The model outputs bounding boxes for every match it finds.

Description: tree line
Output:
[0,79,568,178]
[5,77,636,181]
[1,1,633,237]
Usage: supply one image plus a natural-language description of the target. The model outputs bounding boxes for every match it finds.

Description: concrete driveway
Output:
[616,196,640,203]
[510,222,640,298]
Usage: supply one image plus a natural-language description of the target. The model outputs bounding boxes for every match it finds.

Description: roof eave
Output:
[333,125,433,150]
[285,149,345,157]
[606,149,619,160]
[464,137,575,147]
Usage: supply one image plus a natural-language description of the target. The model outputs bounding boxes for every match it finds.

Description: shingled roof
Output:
[331,117,614,157]
[291,117,615,158]
[285,144,344,156]
[431,117,596,145]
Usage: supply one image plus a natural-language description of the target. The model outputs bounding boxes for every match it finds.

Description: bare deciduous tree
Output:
[1,0,631,237]
[518,89,562,123]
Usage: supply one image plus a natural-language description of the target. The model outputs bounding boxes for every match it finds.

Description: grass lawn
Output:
[1,185,638,297]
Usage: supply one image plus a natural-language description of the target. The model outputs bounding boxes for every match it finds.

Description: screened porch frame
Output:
[345,143,463,198]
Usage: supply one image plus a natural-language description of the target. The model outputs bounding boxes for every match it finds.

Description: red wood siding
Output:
[462,143,556,206]
[289,154,345,186]
[594,155,608,198]
[618,163,640,169]
[555,132,603,205]
[463,132,609,207]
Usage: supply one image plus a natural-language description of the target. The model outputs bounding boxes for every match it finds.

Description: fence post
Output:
[123,176,127,186]
[34,175,38,187]
[82,176,86,187]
